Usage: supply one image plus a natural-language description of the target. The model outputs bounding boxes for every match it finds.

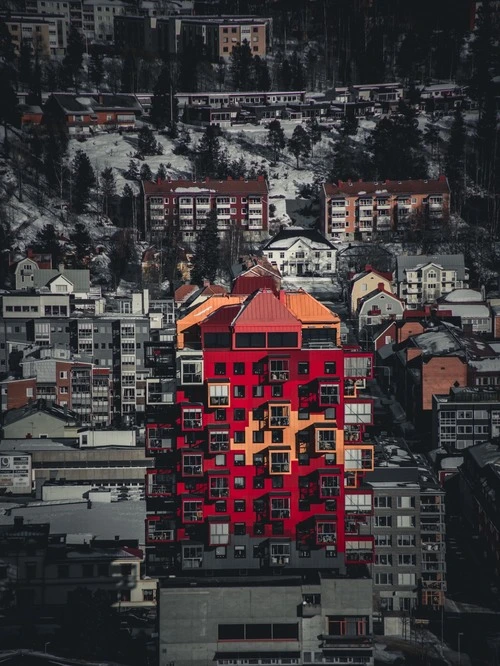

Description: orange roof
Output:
[233,290,300,328]
[201,284,227,297]
[176,294,246,347]
[175,284,198,303]
[285,290,340,325]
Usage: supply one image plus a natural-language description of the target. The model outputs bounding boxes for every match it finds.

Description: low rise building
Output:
[159,573,374,666]
[261,228,337,277]
[396,254,469,309]
[321,176,450,241]
[357,285,404,332]
[1,401,80,439]
[436,288,491,334]
[350,265,393,315]
[142,176,269,243]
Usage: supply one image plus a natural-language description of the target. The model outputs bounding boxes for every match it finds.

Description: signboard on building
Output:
[0,455,31,494]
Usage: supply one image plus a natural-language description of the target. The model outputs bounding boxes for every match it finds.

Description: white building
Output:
[437,289,491,334]
[261,228,337,277]
[396,254,469,309]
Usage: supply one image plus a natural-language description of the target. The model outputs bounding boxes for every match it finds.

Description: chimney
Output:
[115,535,120,541]
[58,262,65,272]
[378,282,385,291]
[203,278,210,287]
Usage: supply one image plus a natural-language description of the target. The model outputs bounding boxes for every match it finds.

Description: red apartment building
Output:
[145,285,375,576]
[142,177,269,244]
[321,176,450,241]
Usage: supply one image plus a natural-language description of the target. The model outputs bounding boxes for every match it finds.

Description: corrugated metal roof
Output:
[234,290,300,327]
[203,304,242,326]
[285,291,340,324]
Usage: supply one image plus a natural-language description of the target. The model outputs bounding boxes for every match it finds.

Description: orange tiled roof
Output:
[285,290,340,325]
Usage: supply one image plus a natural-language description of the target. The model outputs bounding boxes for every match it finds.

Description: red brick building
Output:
[142,177,269,244]
[145,284,375,576]
[321,176,450,241]
[0,378,37,412]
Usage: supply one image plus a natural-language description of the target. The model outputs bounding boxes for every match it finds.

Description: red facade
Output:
[145,288,375,575]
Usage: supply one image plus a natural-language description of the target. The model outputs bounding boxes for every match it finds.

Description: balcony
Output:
[146,518,175,544]
[269,359,290,382]
[315,429,336,452]
[316,520,336,545]
[269,404,290,428]
[146,471,175,497]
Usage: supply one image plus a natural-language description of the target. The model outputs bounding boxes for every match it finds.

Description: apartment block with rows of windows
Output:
[142,177,269,244]
[320,176,450,242]
[365,437,446,625]
[146,283,376,665]
[433,387,500,454]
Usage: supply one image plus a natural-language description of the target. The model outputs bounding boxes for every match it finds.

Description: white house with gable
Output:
[261,228,337,277]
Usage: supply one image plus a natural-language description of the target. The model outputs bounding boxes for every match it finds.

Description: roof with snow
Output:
[396,254,466,281]
[143,176,268,196]
[262,228,336,251]
[436,303,490,319]
[441,288,483,303]
[324,175,450,197]
[48,93,143,114]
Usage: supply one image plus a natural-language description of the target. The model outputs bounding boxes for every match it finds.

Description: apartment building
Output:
[432,386,500,453]
[178,15,271,61]
[2,12,67,56]
[459,440,500,586]
[365,437,446,625]
[396,254,469,308]
[147,282,375,664]
[320,176,450,242]
[142,176,269,243]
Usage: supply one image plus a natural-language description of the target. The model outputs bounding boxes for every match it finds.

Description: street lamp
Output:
[458,631,464,665]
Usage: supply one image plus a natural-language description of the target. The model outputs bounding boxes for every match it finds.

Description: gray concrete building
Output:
[365,437,446,629]
[158,572,373,666]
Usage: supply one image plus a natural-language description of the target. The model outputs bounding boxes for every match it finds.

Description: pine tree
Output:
[150,66,176,130]
[470,0,495,103]
[62,25,85,92]
[288,124,311,168]
[253,56,271,91]
[307,116,321,156]
[369,103,428,180]
[194,125,223,178]
[119,183,135,227]
[100,166,116,217]
[191,208,220,285]
[330,135,374,182]
[140,163,153,181]
[178,45,200,92]
[0,19,16,70]
[89,52,104,91]
[121,50,136,93]
[340,114,358,137]
[445,107,466,212]
[278,58,292,91]
[138,125,161,156]
[70,222,92,266]
[230,40,254,91]
[35,224,63,266]
[72,150,96,213]
[18,39,33,89]
[0,67,19,156]
[476,84,497,190]
[156,163,167,181]
[0,212,13,287]
[125,159,139,180]
[267,120,286,164]
[290,51,305,90]
[28,51,42,105]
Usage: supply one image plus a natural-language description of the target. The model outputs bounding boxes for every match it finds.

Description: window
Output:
[298,362,309,375]
[234,385,245,398]
[375,573,393,585]
[208,430,229,452]
[316,429,336,451]
[375,554,393,566]
[324,362,337,375]
[236,332,266,348]
[327,616,369,637]
[271,384,283,398]
[210,476,229,498]
[253,361,264,375]
[234,453,245,466]
[59,371,67,379]
[234,431,245,443]
[252,430,264,443]
[215,408,226,421]
[181,360,202,384]
[215,454,226,466]
[234,408,246,421]
[397,496,415,509]
[396,515,415,528]
[270,451,290,473]
[398,553,416,566]
[234,545,246,559]
[209,384,229,407]
[234,476,245,489]
[214,362,226,375]
[269,358,289,380]
[319,383,339,405]
[253,476,264,489]
[374,516,392,527]
[182,408,202,429]
[234,499,246,512]
[182,454,203,476]
[374,496,392,508]
[209,522,229,545]
[270,497,290,519]
[234,522,246,535]
[397,534,416,547]
[268,332,298,347]
[398,573,416,586]
[375,534,392,547]
[344,402,372,424]
[253,385,264,397]
[233,362,245,375]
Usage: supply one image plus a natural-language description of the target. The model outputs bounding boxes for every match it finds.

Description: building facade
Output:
[2,12,67,56]
[366,438,446,619]
[261,228,337,277]
[320,176,450,242]
[142,177,269,243]
[396,254,469,309]
[432,387,500,453]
